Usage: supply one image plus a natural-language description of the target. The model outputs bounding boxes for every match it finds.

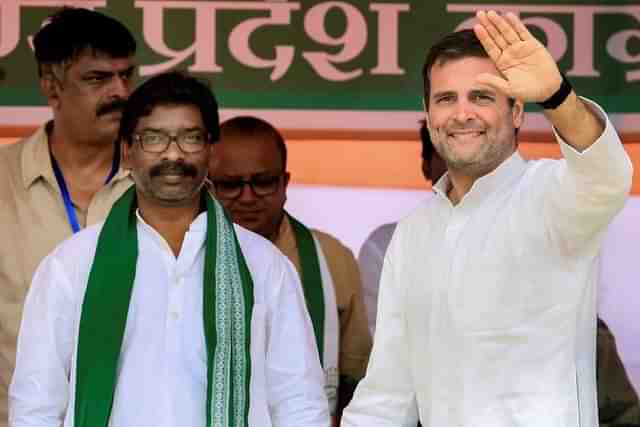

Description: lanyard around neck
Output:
[50,143,120,234]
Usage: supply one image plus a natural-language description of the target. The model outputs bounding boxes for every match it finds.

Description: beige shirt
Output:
[0,125,132,426]
[274,215,372,381]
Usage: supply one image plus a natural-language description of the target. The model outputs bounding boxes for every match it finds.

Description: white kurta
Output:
[9,211,330,427]
[342,101,633,427]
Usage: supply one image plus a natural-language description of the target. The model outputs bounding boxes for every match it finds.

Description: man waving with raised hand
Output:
[342,10,632,427]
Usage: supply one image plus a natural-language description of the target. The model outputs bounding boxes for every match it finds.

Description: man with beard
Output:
[9,72,329,427]
[0,8,136,425]
[342,11,632,427]
[357,128,640,427]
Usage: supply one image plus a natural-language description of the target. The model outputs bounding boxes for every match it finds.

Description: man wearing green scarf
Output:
[9,72,330,427]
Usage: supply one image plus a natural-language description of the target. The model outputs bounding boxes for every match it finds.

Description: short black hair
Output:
[421,27,517,133]
[422,29,489,108]
[219,116,287,169]
[33,7,136,77]
[419,120,435,161]
[118,72,220,145]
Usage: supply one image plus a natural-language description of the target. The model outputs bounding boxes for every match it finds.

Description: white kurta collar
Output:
[434,151,528,211]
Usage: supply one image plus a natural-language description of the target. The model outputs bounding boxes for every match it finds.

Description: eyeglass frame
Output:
[211,172,289,199]
[132,129,212,153]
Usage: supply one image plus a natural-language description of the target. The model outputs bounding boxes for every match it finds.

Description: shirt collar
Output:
[136,209,208,230]
[106,142,131,185]
[273,214,296,253]
[108,164,131,185]
[21,121,131,189]
[135,208,208,257]
[433,150,527,209]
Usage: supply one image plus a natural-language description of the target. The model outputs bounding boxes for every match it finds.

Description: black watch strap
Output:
[537,73,573,110]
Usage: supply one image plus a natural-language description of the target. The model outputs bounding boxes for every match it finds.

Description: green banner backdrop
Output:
[0,0,638,133]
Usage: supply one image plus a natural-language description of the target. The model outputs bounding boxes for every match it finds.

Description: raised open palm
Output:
[474,11,563,103]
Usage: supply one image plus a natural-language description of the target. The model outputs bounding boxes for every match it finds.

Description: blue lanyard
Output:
[50,144,120,234]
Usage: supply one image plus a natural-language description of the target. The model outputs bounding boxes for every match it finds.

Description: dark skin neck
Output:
[267,211,286,243]
[49,125,117,213]
[136,193,203,257]
[445,172,475,206]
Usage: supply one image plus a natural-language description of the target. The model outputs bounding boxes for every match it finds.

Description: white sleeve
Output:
[542,98,633,256]
[9,253,76,427]
[266,256,330,427]
[342,230,418,427]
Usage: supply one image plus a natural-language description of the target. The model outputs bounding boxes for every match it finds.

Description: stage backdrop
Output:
[0,0,639,136]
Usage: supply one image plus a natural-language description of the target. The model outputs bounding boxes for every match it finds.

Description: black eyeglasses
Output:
[133,129,209,153]
[212,173,286,199]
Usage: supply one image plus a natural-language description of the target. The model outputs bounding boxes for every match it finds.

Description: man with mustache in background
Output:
[0,8,136,424]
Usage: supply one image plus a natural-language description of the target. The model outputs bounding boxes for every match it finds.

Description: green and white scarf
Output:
[287,213,339,414]
[74,187,254,427]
